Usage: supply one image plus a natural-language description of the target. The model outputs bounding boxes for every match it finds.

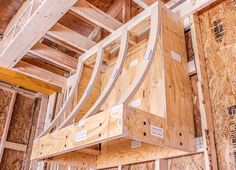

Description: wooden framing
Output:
[13,61,67,88]
[32,105,194,162]
[0,0,79,68]
[29,43,78,72]
[46,23,96,52]
[71,0,122,32]
[0,91,17,162]
[190,14,218,170]
[32,3,195,169]
[0,66,61,95]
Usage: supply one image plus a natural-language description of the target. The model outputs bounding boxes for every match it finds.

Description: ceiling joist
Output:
[71,0,122,32]
[29,43,78,72]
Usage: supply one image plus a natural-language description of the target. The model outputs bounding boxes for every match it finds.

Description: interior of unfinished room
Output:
[0,0,235,169]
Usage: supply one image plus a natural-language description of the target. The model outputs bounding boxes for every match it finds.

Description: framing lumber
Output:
[0,91,17,162]
[0,66,61,95]
[0,0,79,68]
[132,0,157,9]
[118,5,159,105]
[81,28,129,120]
[31,105,194,161]
[29,43,77,72]
[71,0,122,33]
[38,61,84,137]
[46,23,96,52]
[190,14,218,170]
[59,47,104,129]
[4,142,27,152]
[88,0,123,41]
[13,61,67,88]
[122,0,131,23]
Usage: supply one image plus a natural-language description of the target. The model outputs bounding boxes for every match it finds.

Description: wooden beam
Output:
[4,141,27,152]
[122,0,131,23]
[190,14,218,170]
[88,0,123,41]
[71,0,122,32]
[172,0,216,18]
[0,91,17,162]
[155,159,168,170]
[13,61,67,88]
[46,23,96,52]
[0,0,79,68]
[0,66,60,95]
[132,0,157,9]
[29,43,77,71]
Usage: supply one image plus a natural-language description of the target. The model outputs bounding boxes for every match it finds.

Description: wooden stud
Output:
[190,14,218,170]
[0,91,17,162]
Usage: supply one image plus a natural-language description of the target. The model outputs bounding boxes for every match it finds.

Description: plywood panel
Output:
[198,0,236,169]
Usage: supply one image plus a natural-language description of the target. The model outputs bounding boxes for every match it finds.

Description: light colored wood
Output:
[132,0,157,9]
[0,66,61,95]
[118,5,159,105]
[38,61,84,137]
[58,46,104,129]
[29,43,77,72]
[81,28,129,120]
[0,0,79,68]
[172,0,216,18]
[88,0,123,41]
[32,105,194,167]
[155,159,168,170]
[35,95,49,137]
[44,93,57,130]
[4,141,27,152]
[71,0,122,32]
[190,14,218,170]
[13,61,67,88]
[122,0,131,23]
[47,23,96,52]
[0,91,17,162]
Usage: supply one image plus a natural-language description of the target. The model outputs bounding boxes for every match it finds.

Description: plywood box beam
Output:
[31,105,194,161]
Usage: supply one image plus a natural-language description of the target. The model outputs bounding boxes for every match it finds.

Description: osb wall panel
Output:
[198,0,236,169]
[0,88,13,139]
[167,153,205,170]
[7,94,35,144]
[103,161,155,170]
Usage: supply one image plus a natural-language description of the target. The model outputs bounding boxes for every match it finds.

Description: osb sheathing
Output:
[198,0,236,169]
[0,93,36,170]
[7,94,35,144]
[0,88,13,139]
[167,153,205,170]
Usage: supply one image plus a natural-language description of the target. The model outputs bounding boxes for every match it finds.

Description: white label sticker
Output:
[76,130,87,142]
[195,137,204,152]
[131,140,141,148]
[131,98,141,108]
[129,59,138,68]
[151,125,164,138]
[171,51,181,62]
